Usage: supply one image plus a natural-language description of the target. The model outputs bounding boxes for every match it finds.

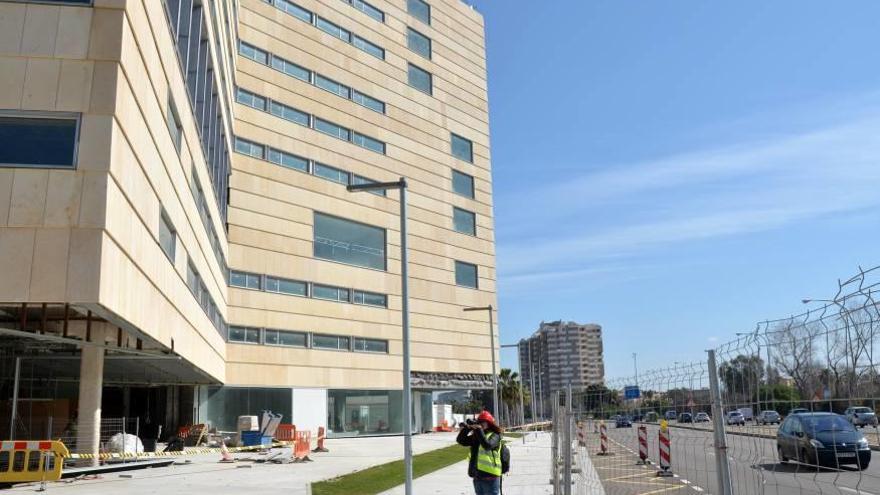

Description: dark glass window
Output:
[312,284,350,302]
[271,55,311,82]
[268,148,309,172]
[351,90,385,113]
[455,261,478,288]
[314,163,350,185]
[313,334,350,350]
[315,74,350,99]
[407,28,431,59]
[159,213,176,262]
[166,98,182,152]
[452,170,475,198]
[453,207,476,236]
[354,338,388,353]
[317,17,351,42]
[314,118,351,141]
[270,101,310,127]
[0,113,79,167]
[408,0,431,24]
[408,64,432,95]
[353,35,385,59]
[229,326,260,344]
[265,276,307,296]
[451,134,473,162]
[352,132,385,154]
[314,213,386,270]
[265,329,307,347]
[353,290,388,308]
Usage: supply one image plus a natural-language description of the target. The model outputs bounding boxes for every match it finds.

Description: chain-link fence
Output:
[575,265,880,495]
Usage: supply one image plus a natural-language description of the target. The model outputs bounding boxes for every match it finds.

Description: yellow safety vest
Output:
[469,432,502,477]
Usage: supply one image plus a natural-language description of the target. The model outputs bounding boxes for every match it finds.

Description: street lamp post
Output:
[464,305,498,416]
[803,298,856,406]
[347,178,413,495]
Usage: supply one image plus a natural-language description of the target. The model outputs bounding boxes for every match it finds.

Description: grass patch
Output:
[311,443,467,495]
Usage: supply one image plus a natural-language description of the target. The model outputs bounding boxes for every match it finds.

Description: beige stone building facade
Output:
[0,0,495,451]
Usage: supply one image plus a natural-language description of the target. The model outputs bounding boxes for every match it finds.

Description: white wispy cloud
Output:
[496,106,880,288]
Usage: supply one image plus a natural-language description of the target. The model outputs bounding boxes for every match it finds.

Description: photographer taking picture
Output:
[456,410,504,495]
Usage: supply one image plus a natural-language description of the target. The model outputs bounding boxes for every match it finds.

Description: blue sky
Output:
[469,1,880,377]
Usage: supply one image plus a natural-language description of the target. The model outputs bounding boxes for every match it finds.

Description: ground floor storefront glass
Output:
[201,387,292,432]
[327,389,403,437]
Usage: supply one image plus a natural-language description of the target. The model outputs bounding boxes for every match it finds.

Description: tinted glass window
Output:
[352,132,385,154]
[276,0,312,22]
[312,284,350,302]
[159,213,176,262]
[236,87,266,110]
[451,134,473,162]
[270,101,310,127]
[351,90,385,113]
[801,415,856,433]
[166,99,182,152]
[239,42,268,64]
[229,326,260,344]
[317,17,350,42]
[271,56,311,82]
[314,118,350,140]
[313,334,350,350]
[455,261,478,288]
[408,0,430,24]
[407,28,431,59]
[315,74,350,99]
[0,114,78,167]
[265,329,307,347]
[407,64,432,95]
[353,35,384,59]
[351,175,387,196]
[352,0,384,22]
[453,207,476,236]
[353,290,387,307]
[314,213,386,270]
[452,170,475,198]
[230,271,261,289]
[354,338,388,353]
[265,276,307,296]
[314,163,349,185]
[234,137,264,158]
[268,148,309,172]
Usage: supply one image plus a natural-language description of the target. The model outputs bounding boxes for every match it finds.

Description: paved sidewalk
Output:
[379,432,555,495]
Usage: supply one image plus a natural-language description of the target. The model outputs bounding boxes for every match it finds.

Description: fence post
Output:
[563,384,572,495]
[551,391,560,494]
[708,350,734,495]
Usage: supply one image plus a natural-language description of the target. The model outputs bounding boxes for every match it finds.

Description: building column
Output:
[76,345,104,466]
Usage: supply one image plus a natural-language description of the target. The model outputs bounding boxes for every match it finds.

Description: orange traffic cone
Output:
[219,439,235,463]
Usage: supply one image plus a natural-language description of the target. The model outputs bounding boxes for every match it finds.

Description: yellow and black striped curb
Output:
[68,441,295,460]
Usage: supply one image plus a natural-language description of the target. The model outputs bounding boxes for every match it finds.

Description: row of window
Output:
[190,166,228,282]
[340,0,384,23]
[233,135,385,196]
[239,41,386,114]
[159,211,228,337]
[229,326,389,353]
[162,0,232,221]
[235,87,386,154]
[264,0,385,60]
[230,269,389,308]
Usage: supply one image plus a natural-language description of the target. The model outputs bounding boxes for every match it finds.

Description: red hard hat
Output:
[477,410,496,424]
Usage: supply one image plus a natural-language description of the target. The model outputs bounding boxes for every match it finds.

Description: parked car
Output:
[757,410,781,425]
[777,412,871,469]
[665,410,678,421]
[679,413,693,423]
[695,412,710,423]
[616,416,632,428]
[632,414,644,422]
[845,407,879,428]
[726,411,746,426]
[645,412,659,423]
[789,408,809,415]
[738,407,754,422]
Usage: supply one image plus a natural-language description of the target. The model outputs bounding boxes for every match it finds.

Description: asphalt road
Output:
[597,422,880,495]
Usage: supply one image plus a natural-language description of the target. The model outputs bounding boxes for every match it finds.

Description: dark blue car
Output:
[777,413,871,469]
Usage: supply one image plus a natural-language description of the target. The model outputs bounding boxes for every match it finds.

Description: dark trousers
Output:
[473,477,500,495]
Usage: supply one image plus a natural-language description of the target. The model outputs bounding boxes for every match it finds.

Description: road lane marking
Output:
[840,488,878,495]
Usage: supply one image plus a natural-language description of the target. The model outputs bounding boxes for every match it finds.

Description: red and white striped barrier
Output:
[637,425,648,464]
[657,421,673,476]
[577,422,586,447]
[597,422,609,455]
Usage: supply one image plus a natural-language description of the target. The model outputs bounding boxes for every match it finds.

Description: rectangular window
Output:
[312,284,350,302]
[353,290,388,308]
[353,35,385,60]
[452,170,475,198]
[186,262,200,295]
[229,326,261,344]
[230,270,262,290]
[317,17,351,42]
[265,276,307,296]
[271,55,311,82]
[352,132,385,154]
[407,63,432,95]
[159,212,176,262]
[239,41,268,64]
[270,101,310,127]
[351,90,385,113]
[268,148,309,172]
[313,334,350,350]
[234,137,264,158]
[314,118,351,141]
[451,133,474,162]
[314,162,350,185]
[315,74,351,99]
[407,28,431,59]
[455,261,478,288]
[453,207,476,236]
[276,0,312,23]
[166,97,182,152]
[0,112,79,168]
[351,0,384,22]
[354,338,388,353]
[352,175,387,196]
[314,212,386,270]
[265,329,308,347]
[236,87,267,111]
[408,0,431,24]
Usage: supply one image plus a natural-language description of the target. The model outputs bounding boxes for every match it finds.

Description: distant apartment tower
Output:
[518,321,604,417]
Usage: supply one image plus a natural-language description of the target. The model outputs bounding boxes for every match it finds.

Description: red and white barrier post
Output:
[577,421,587,447]
[597,421,609,455]
[657,420,673,476]
[637,425,648,464]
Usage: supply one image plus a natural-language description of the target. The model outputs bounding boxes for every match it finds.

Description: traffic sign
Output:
[624,386,641,400]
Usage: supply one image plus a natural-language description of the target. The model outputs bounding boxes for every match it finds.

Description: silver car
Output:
[757,410,781,425]
[726,411,745,426]
[845,407,879,428]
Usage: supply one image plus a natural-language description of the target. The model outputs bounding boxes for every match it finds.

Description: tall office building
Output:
[0,0,495,456]
[519,321,604,417]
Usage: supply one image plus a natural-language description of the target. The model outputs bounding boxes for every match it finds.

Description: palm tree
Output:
[498,368,530,426]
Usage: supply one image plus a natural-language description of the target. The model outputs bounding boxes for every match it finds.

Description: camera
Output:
[458,418,477,428]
